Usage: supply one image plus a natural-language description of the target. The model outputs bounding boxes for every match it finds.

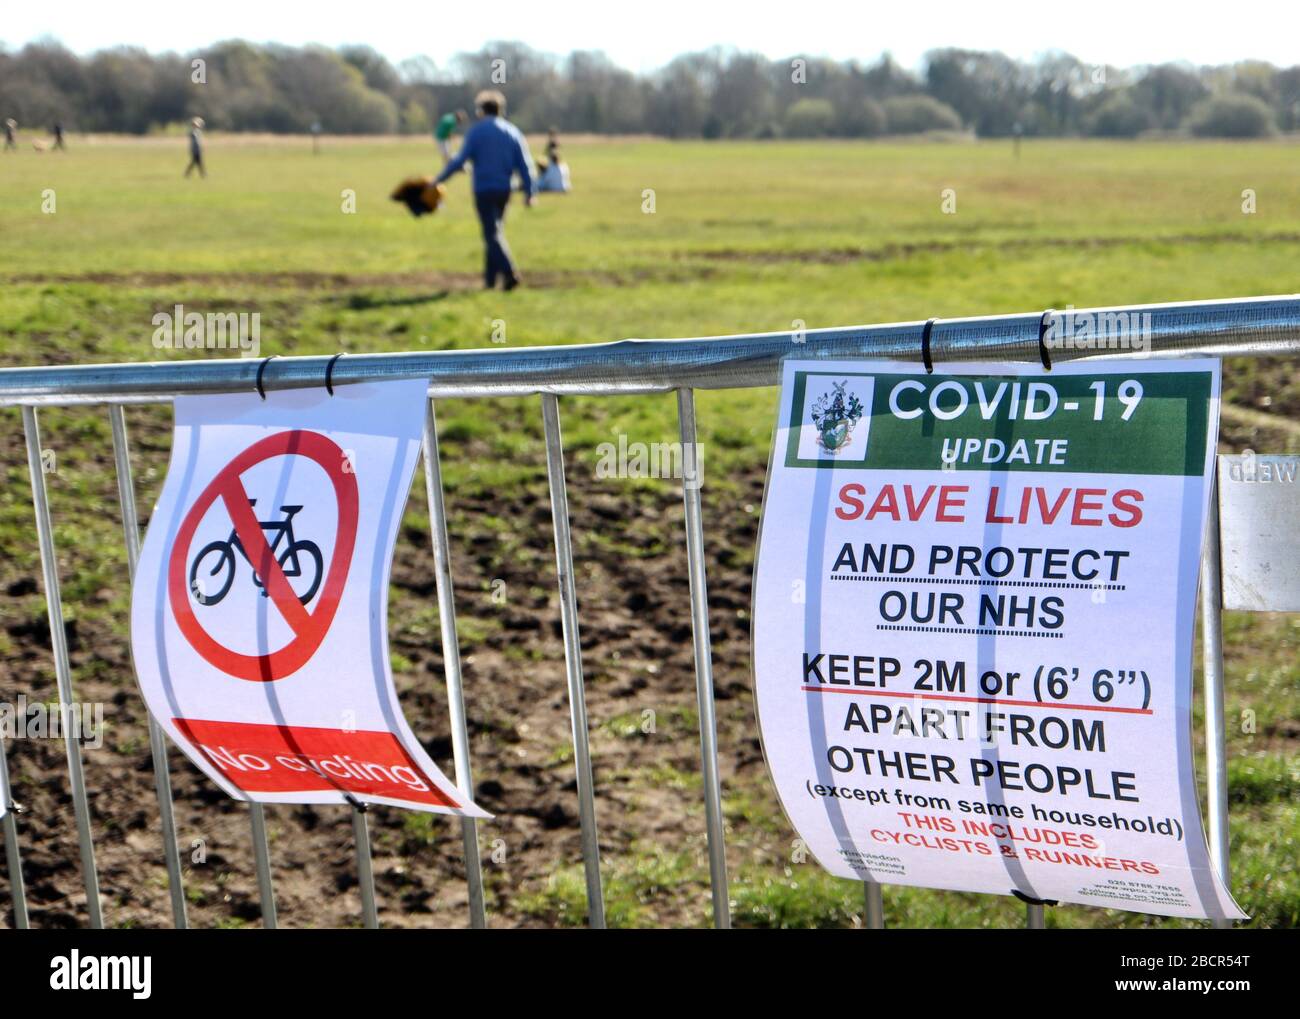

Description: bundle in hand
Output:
[390,176,446,217]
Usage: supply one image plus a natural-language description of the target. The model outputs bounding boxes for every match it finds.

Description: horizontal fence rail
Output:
[0,294,1295,930]
[0,295,1297,405]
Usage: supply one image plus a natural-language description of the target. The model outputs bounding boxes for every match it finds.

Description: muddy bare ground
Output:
[0,415,772,929]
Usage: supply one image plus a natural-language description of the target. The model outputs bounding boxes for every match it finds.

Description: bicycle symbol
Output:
[188,500,323,607]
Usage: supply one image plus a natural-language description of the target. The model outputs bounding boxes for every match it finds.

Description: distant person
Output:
[435,109,468,162]
[433,91,535,291]
[52,122,66,150]
[4,119,17,152]
[311,120,322,155]
[185,117,206,178]
[536,127,571,193]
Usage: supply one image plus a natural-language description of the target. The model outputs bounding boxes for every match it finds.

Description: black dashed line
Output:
[830,575,1124,591]
[876,624,1064,639]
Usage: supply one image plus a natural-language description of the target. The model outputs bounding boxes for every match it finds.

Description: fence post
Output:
[864,881,884,929]
[675,389,731,929]
[108,405,189,929]
[421,400,487,928]
[0,736,29,928]
[248,804,277,928]
[351,805,379,928]
[541,394,606,928]
[21,406,103,928]
[1200,475,1233,930]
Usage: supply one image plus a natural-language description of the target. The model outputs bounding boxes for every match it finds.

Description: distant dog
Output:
[390,176,446,217]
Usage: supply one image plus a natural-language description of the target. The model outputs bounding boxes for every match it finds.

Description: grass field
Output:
[0,133,1298,928]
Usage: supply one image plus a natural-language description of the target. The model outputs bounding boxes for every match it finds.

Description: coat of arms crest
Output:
[810,381,864,453]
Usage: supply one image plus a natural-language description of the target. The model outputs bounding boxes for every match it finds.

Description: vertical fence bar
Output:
[421,400,487,928]
[540,394,606,928]
[351,806,379,929]
[0,737,29,928]
[1026,903,1045,929]
[108,405,189,929]
[864,881,884,929]
[1200,477,1233,930]
[21,405,103,928]
[248,804,277,928]
[675,389,731,929]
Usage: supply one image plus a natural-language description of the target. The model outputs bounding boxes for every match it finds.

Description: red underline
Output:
[799,685,1153,715]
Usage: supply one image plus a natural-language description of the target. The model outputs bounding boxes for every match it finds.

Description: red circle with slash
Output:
[168,430,359,682]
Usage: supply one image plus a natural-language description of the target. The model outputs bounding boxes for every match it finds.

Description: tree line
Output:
[2,38,1297,140]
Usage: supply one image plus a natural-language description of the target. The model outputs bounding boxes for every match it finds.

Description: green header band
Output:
[785,369,1211,476]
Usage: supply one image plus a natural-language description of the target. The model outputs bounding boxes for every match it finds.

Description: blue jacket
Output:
[435,116,534,195]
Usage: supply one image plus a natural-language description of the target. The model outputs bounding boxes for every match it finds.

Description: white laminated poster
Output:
[131,379,486,817]
[753,358,1244,920]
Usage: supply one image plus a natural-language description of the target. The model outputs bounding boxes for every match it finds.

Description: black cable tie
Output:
[1012,889,1058,907]
[325,352,346,395]
[921,317,937,374]
[255,355,278,400]
[1037,309,1055,371]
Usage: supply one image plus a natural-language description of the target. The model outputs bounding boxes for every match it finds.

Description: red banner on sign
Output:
[173,718,462,808]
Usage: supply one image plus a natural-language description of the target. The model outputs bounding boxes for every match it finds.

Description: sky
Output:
[5,0,1295,72]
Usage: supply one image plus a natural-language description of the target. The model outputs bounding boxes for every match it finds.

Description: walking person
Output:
[433,91,535,290]
[435,108,468,162]
[52,121,66,150]
[4,119,17,152]
[185,117,206,178]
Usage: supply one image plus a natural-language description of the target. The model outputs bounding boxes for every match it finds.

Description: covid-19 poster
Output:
[752,358,1244,920]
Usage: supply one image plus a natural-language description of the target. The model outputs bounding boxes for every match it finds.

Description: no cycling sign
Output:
[752,358,1243,920]
[130,380,484,817]
[167,429,358,682]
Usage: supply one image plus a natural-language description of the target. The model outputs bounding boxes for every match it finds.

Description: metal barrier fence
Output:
[1,293,1298,930]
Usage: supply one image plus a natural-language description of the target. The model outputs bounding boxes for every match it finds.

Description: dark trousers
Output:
[474,190,517,287]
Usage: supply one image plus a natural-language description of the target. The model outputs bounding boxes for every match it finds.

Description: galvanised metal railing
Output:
[0,293,1296,930]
